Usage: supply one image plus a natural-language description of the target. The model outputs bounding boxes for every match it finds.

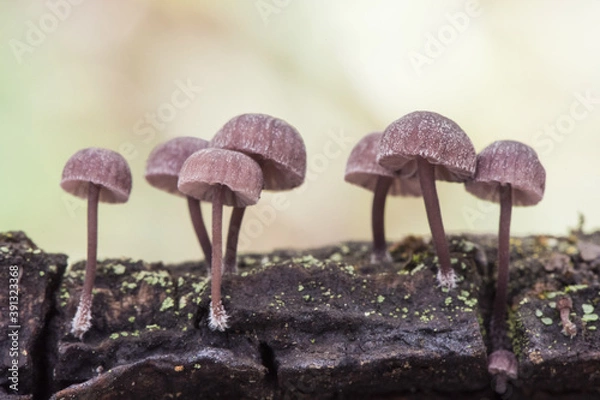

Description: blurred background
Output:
[1,0,599,264]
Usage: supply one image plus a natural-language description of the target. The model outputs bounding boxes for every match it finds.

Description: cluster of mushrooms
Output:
[60,113,307,335]
[345,110,546,393]
[61,110,545,394]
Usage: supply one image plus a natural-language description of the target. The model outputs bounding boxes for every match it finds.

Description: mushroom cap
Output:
[211,113,306,191]
[178,148,263,208]
[488,349,518,380]
[557,296,573,310]
[61,147,132,204]
[465,140,546,207]
[377,111,477,182]
[344,132,421,197]
[145,137,210,196]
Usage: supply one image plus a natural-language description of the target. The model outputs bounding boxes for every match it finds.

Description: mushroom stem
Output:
[371,176,393,263]
[209,185,229,331]
[494,374,509,395]
[416,157,454,288]
[558,296,577,338]
[71,183,100,339]
[223,207,246,274]
[492,184,513,351]
[186,196,212,269]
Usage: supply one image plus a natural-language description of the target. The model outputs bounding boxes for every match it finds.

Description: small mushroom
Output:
[557,295,577,338]
[345,132,421,263]
[145,137,212,267]
[465,140,545,390]
[378,111,476,288]
[488,349,518,394]
[211,113,306,273]
[178,148,263,331]
[465,140,546,352]
[60,148,132,339]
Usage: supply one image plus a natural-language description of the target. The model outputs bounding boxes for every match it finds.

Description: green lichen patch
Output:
[134,270,171,287]
[160,297,175,312]
[582,304,595,314]
[582,313,599,322]
[111,264,126,275]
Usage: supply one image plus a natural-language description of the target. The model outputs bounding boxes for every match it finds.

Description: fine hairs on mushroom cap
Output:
[377,111,477,288]
[211,113,306,190]
[345,132,421,263]
[61,147,132,204]
[145,137,213,267]
[465,140,546,206]
[211,113,307,274]
[378,111,477,182]
[178,148,264,331]
[145,137,210,195]
[61,147,132,339]
[178,149,264,206]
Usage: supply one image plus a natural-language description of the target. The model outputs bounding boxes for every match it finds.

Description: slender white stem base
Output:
[436,268,457,289]
[71,295,93,339]
[209,300,229,332]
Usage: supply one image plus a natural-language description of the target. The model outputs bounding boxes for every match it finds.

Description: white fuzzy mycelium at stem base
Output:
[209,300,230,331]
[71,297,93,339]
[437,269,457,289]
[370,251,393,265]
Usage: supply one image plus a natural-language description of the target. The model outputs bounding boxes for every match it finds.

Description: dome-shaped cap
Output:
[211,113,306,191]
[61,147,132,204]
[488,349,518,380]
[178,148,263,208]
[378,111,476,182]
[465,140,546,207]
[345,132,421,197]
[145,137,209,196]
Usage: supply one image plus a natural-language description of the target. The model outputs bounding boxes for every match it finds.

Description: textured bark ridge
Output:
[0,232,68,400]
[1,230,600,399]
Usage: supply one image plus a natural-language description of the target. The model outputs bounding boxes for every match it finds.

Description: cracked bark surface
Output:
[1,230,600,399]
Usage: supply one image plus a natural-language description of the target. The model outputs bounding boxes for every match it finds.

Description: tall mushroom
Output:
[60,148,132,339]
[345,132,421,263]
[211,113,306,273]
[145,137,212,267]
[178,148,263,331]
[465,140,545,393]
[377,111,476,288]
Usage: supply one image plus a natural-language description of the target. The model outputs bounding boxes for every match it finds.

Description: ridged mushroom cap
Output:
[60,147,132,204]
[345,132,421,197]
[145,137,210,196]
[465,140,546,207]
[178,148,263,208]
[377,111,476,182]
[211,113,306,191]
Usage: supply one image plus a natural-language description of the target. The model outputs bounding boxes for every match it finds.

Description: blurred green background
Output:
[1,0,599,264]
